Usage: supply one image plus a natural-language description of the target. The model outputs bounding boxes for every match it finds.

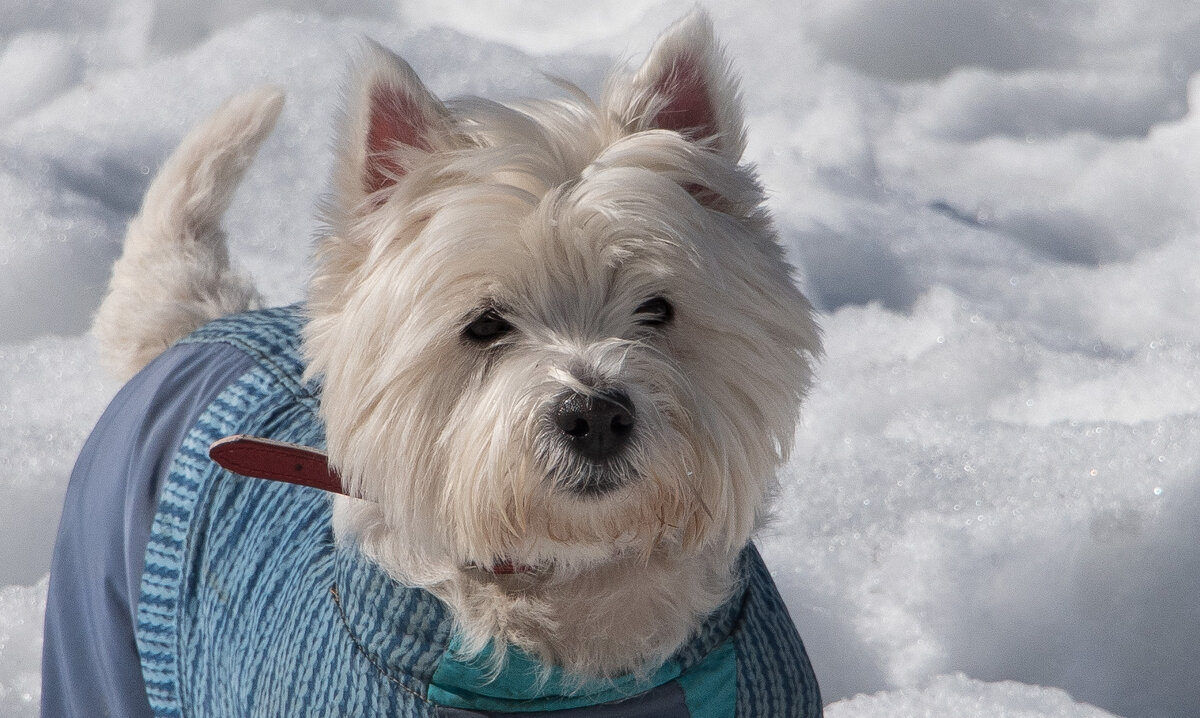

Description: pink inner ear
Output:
[364,86,433,195]
[650,54,717,140]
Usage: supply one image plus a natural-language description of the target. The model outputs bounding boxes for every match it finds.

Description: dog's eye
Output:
[634,296,674,327]
[464,309,514,343]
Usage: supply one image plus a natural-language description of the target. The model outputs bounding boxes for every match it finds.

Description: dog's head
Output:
[304,10,820,672]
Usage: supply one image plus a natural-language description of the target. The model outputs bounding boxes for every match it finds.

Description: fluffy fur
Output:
[93,87,280,380]
[95,9,820,680]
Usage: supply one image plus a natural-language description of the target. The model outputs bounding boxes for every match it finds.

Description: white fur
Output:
[94,87,282,380]
[97,9,821,680]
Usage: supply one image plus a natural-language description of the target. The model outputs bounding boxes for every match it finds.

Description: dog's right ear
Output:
[332,41,450,214]
[613,9,747,161]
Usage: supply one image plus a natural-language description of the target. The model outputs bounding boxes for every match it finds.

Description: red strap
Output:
[208,435,348,497]
[210,436,534,575]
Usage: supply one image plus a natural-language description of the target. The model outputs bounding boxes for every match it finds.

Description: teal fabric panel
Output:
[428,636,681,711]
[677,639,736,718]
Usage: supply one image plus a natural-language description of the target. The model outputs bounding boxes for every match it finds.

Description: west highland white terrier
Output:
[44,9,822,717]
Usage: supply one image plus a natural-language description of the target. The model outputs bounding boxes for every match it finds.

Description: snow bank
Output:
[0,578,45,717]
[3,2,1198,716]
[0,336,112,586]
[827,674,1120,718]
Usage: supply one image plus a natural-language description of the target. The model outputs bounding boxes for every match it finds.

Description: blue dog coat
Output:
[42,305,822,717]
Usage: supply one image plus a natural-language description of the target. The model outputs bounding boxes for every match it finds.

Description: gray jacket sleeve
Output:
[41,341,254,717]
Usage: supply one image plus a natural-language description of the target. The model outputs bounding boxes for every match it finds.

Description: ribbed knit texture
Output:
[135,305,822,716]
[734,552,823,715]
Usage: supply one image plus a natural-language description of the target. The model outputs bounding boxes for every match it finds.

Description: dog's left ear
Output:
[618,9,747,161]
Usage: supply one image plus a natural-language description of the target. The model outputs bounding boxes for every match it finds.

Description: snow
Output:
[2,2,1198,716]
[825,673,1121,718]
[0,578,44,714]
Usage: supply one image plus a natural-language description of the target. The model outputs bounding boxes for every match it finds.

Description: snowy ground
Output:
[3,1,1199,716]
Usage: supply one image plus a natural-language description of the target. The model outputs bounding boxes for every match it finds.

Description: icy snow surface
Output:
[3,1,1198,716]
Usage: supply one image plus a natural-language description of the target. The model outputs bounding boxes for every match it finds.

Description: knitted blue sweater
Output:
[134,305,822,717]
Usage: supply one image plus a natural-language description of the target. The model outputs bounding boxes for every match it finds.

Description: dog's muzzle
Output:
[546,388,637,496]
[552,388,635,461]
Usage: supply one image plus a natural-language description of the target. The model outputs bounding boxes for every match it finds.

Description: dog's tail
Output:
[93,87,284,380]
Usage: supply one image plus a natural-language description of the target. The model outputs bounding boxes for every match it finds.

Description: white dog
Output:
[44,10,823,717]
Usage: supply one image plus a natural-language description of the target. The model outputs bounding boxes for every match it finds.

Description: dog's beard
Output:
[441,382,699,571]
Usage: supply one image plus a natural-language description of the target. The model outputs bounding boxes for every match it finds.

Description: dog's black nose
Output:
[552,389,635,462]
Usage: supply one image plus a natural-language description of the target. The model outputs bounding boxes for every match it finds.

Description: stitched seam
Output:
[197,336,317,409]
[328,584,432,706]
[178,306,320,411]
